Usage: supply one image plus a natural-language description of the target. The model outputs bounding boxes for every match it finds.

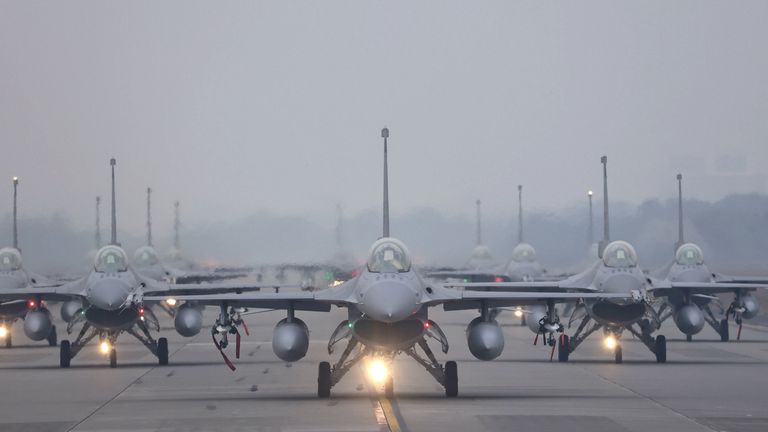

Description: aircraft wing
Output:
[441,281,598,292]
[0,278,86,301]
[649,281,768,297]
[427,286,633,311]
[142,279,358,311]
[142,280,305,297]
[712,273,768,284]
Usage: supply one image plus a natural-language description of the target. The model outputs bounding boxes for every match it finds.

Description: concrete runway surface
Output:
[0,302,766,432]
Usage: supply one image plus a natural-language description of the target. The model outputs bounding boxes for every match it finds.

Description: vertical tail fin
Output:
[675,173,684,252]
[335,203,343,250]
[110,158,118,246]
[381,127,390,238]
[475,199,483,246]
[95,196,102,249]
[146,187,153,247]
[598,156,610,258]
[517,185,523,245]
[173,201,180,251]
[12,177,19,251]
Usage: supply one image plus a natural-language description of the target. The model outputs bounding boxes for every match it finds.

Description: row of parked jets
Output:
[0,130,765,399]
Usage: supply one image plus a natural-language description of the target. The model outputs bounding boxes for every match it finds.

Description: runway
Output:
[0,305,766,432]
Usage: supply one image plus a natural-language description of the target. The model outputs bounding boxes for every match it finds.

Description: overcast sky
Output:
[1,1,767,237]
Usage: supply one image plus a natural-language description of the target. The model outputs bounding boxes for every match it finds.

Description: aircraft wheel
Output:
[47,325,58,347]
[5,330,12,348]
[685,334,692,342]
[157,337,169,365]
[557,334,570,362]
[614,344,623,364]
[318,361,331,398]
[384,376,394,398]
[444,360,458,398]
[109,348,117,368]
[719,319,729,342]
[60,340,71,368]
[655,335,667,363]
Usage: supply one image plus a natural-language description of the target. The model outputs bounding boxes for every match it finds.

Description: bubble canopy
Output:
[602,241,638,268]
[366,238,412,273]
[94,245,128,273]
[511,243,537,263]
[134,246,160,267]
[675,243,704,266]
[0,248,22,272]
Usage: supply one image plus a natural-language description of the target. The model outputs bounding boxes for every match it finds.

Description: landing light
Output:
[0,326,7,338]
[27,300,36,309]
[367,358,389,384]
[165,298,177,306]
[330,280,344,287]
[513,308,524,318]
[604,335,617,350]
[99,341,111,354]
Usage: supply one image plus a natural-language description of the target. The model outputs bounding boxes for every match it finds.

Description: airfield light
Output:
[165,298,177,307]
[588,190,593,197]
[0,326,7,338]
[424,321,431,329]
[367,358,389,384]
[99,341,111,354]
[513,309,524,318]
[27,300,36,309]
[494,277,503,283]
[347,321,354,328]
[603,335,618,350]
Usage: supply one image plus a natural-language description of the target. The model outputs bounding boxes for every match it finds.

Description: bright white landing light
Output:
[165,298,177,306]
[367,359,389,384]
[99,341,111,354]
[604,335,618,350]
[513,309,524,318]
[0,326,7,338]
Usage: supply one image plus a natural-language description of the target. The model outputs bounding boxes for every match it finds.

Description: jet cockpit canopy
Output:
[602,241,638,268]
[0,248,22,272]
[675,243,704,266]
[367,238,412,273]
[94,245,128,273]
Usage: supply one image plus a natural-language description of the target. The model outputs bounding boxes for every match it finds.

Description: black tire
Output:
[109,348,117,368]
[47,325,58,347]
[558,334,570,362]
[719,319,729,342]
[157,337,169,365]
[318,361,331,398]
[655,335,667,363]
[444,361,458,398]
[614,345,623,364]
[60,340,71,368]
[384,376,394,398]
[685,334,692,342]
[5,331,11,348]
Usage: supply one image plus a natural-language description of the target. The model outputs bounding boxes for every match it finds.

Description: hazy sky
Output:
[2,1,767,236]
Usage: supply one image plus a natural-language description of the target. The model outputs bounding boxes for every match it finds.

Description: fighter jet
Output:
[428,185,551,283]
[144,128,629,397]
[0,176,59,348]
[649,174,763,342]
[0,159,277,368]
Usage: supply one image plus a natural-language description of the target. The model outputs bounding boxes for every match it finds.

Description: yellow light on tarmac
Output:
[367,359,389,384]
[99,341,111,354]
[165,298,177,306]
[513,309,524,318]
[604,335,617,350]
[0,326,7,338]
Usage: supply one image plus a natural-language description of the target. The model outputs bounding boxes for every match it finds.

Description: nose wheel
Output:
[60,340,71,368]
[557,334,570,362]
[614,343,623,364]
[109,348,117,368]
[444,360,458,397]
[318,361,331,398]
[47,325,57,347]
[655,335,667,363]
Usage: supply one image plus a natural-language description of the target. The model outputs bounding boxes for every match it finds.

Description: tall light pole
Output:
[475,199,483,246]
[146,187,153,247]
[675,173,684,252]
[12,176,18,250]
[381,127,390,238]
[110,158,117,246]
[95,196,102,249]
[598,155,610,258]
[517,185,523,245]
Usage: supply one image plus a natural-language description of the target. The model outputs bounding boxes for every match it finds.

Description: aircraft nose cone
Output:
[359,280,418,323]
[88,279,131,311]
